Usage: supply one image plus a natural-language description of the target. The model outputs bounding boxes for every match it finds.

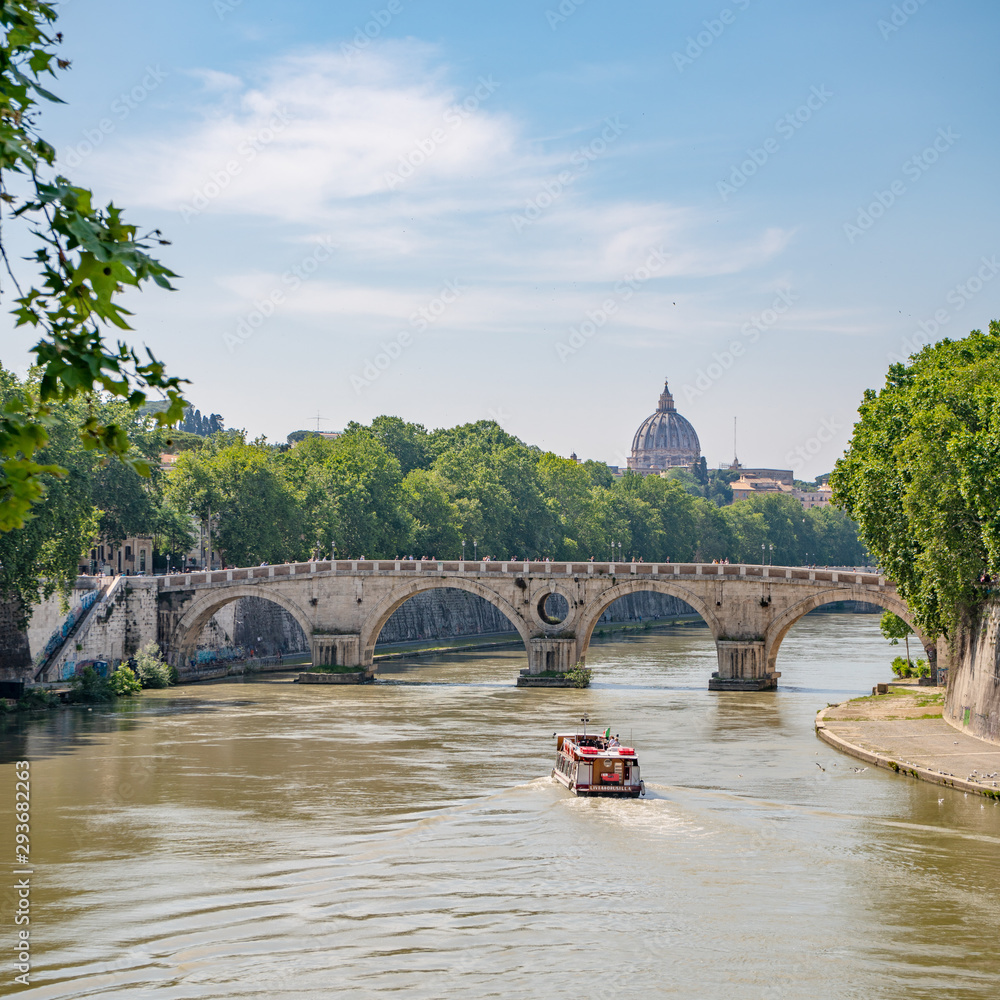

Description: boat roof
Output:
[556,733,637,757]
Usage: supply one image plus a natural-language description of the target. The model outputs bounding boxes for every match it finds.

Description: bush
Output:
[16,687,60,711]
[132,642,173,688]
[108,665,142,696]
[68,666,115,704]
[890,656,930,678]
[565,664,592,688]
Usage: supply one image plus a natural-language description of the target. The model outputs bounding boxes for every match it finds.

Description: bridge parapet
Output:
[156,561,891,591]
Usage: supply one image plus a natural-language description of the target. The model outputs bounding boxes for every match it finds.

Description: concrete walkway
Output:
[816,687,1000,798]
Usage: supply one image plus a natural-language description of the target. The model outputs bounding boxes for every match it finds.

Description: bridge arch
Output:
[763,587,928,673]
[359,578,532,666]
[575,579,723,665]
[169,585,315,665]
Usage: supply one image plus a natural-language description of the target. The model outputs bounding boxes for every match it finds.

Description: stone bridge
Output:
[156,559,928,690]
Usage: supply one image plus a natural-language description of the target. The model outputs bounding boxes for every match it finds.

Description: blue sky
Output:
[7,0,999,477]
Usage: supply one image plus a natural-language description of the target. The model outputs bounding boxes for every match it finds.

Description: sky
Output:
[5,0,1000,477]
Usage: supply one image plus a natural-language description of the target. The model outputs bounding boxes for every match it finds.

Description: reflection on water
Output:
[2,613,999,999]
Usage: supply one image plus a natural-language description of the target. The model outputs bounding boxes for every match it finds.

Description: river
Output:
[2,612,999,999]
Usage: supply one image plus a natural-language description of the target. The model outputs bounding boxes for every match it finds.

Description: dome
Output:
[627,380,701,471]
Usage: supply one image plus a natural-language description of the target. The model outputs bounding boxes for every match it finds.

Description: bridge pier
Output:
[709,640,780,691]
[311,634,361,668]
[528,638,578,674]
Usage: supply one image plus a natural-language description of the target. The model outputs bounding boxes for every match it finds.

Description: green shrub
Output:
[133,641,173,688]
[17,687,60,711]
[565,664,592,689]
[108,665,142,696]
[916,658,930,678]
[68,666,115,703]
[891,656,915,678]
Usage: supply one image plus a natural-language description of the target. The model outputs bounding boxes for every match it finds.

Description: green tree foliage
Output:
[167,436,301,566]
[401,469,462,557]
[0,368,137,615]
[832,322,1000,637]
[0,1,186,532]
[880,610,912,665]
[132,640,173,688]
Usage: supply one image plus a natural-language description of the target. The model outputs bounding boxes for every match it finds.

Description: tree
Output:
[401,469,461,557]
[880,610,912,666]
[167,438,302,566]
[152,501,196,570]
[832,323,1000,637]
[0,1,186,532]
[301,430,409,559]
[361,415,430,475]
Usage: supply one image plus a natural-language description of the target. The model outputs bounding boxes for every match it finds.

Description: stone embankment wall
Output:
[373,589,698,645]
[945,602,1000,745]
[36,578,159,680]
[25,579,103,661]
[231,596,309,653]
[187,590,700,654]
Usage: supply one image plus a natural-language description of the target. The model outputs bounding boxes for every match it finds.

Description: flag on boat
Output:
[604,727,611,738]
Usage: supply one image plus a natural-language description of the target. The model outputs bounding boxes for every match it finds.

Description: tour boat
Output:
[552,727,645,797]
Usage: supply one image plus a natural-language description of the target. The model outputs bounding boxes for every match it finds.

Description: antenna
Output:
[313,411,328,433]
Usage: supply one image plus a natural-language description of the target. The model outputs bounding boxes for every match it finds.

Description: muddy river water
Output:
[2,613,999,999]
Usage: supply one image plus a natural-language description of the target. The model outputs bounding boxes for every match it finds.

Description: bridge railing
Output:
[157,561,890,589]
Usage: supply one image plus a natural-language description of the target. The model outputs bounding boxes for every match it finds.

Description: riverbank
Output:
[816,687,1000,798]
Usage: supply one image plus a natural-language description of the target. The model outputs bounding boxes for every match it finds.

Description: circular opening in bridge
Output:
[537,592,569,625]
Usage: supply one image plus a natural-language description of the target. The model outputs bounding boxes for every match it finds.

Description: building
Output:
[80,535,154,576]
[731,475,793,502]
[730,474,833,509]
[627,379,701,473]
[723,459,793,486]
[793,484,833,509]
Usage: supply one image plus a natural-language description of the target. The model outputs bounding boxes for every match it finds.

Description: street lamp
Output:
[462,540,466,563]
[474,540,478,561]
[769,543,774,566]
[617,541,622,562]
[761,543,765,567]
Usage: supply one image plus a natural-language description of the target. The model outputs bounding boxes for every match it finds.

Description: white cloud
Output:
[91,41,789,274]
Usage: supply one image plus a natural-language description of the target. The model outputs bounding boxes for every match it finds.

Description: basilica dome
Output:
[627,380,701,472]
